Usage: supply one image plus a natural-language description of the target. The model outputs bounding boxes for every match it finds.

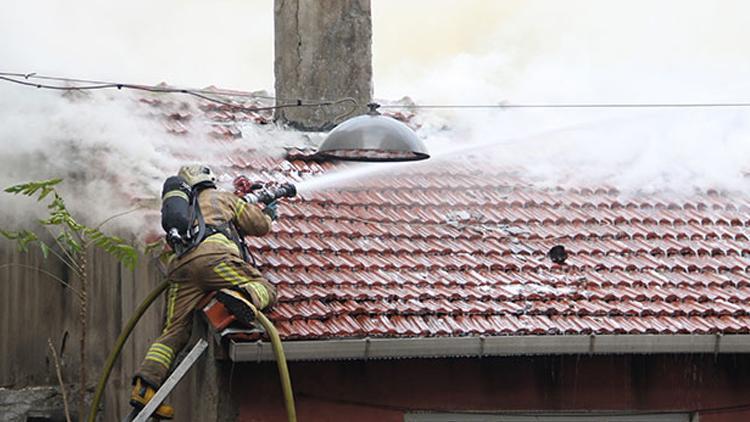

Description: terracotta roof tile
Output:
[257,161,750,339]
[146,96,750,341]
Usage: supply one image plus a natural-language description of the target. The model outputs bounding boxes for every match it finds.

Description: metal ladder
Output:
[124,339,208,422]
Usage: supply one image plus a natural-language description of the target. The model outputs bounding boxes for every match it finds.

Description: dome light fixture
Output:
[316,103,430,162]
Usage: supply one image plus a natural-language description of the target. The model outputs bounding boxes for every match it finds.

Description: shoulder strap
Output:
[192,195,207,247]
[211,220,254,265]
[173,189,206,258]
[175,190,257,266]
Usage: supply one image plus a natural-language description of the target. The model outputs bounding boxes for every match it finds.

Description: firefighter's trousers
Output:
[136,252,276,388]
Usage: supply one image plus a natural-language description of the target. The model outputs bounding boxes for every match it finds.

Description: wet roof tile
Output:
[149,95,750,341]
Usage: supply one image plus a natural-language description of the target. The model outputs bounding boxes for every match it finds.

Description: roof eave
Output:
[229,334,750,362]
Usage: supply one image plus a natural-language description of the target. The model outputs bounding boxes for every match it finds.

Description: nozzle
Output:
[243,183,297,205]
[275,183,297,199]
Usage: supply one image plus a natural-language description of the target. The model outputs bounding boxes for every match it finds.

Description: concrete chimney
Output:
[274,0,372,131]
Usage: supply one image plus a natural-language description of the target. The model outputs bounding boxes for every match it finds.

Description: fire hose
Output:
[252,305,298,422]
[87,284,298,422]
[88,177,298,422]
[87,280,170,422]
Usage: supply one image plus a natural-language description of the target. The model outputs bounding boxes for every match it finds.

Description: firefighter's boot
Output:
[216,288,257,327]
[130,377,175,419]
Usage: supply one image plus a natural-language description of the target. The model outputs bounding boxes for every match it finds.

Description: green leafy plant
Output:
[1,178,138,418]
[3,179,137,270]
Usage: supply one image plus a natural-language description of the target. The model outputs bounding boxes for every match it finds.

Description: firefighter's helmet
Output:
[178,165,217,189]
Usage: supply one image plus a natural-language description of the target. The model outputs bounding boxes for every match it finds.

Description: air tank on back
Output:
[161,176,192,244]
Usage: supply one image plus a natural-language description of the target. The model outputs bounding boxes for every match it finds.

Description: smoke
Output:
[373,0,750,193]
[0,84,313,237]
[1,0,274,89]
[0,86,168,230]
[3,0,750,236]
[0,0,282,235]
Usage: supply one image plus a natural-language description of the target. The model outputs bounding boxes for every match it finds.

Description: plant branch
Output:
[46,248,82,277]
[71,228,85,248]
[95,206,143,231]
[44,226,84,274]
[0,263,83,300]
[48,338,73,422]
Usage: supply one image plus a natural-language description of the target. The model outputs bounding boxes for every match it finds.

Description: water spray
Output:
[294,112,644,195]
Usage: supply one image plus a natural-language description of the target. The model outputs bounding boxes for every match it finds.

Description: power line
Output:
[5,70,750,111]
[0,71,276,99]
[0,70,358,104]
[0,72,358,119]
[379,102,750,109]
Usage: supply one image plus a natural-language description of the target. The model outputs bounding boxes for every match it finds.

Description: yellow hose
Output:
[86,282,297,422]
[253,306,298,422]
[87,280,170,422]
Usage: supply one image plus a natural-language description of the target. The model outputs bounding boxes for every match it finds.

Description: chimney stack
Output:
[274,0,372,131]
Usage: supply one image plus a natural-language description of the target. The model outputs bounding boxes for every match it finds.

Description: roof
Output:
[141,89,750,357]
[241,152,750,339]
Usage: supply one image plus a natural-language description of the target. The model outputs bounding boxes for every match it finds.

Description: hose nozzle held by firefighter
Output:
[233,175,297,205]
[246,183,297,205]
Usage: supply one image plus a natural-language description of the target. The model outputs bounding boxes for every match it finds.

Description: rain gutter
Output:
[229,334,750,362]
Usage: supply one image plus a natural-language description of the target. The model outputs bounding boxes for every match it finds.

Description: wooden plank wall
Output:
[0,241,199,420]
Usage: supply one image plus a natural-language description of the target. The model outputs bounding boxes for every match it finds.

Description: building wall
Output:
[233,354,750,422]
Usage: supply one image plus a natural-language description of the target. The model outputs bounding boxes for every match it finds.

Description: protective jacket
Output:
[136,188,276,388]
[175,188,272,263]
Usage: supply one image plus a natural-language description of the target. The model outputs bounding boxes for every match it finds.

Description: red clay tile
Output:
[161,135,750,341]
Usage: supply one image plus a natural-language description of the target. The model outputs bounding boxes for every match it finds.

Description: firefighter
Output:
[130,165,278,419]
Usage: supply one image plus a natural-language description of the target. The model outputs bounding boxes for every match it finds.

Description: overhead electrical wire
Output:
[0,71,277,99]
[0,72,359,121]
[4,71,750,111]
[379,102,750,109]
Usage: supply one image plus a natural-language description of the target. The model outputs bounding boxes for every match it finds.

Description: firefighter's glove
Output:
[262,200,278,221]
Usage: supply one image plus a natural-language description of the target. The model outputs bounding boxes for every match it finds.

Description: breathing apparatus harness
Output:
[161,177,236,260]
[161,175,296,262]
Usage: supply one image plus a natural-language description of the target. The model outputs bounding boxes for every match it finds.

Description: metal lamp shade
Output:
[317,114,430,162]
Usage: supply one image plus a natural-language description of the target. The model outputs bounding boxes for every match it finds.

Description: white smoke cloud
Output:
[0,83,315,236]
[3,0,750,235]
[1,0,274,89]
[373,0,750,193]
[0,0,281,234]
[0,86,171,231]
